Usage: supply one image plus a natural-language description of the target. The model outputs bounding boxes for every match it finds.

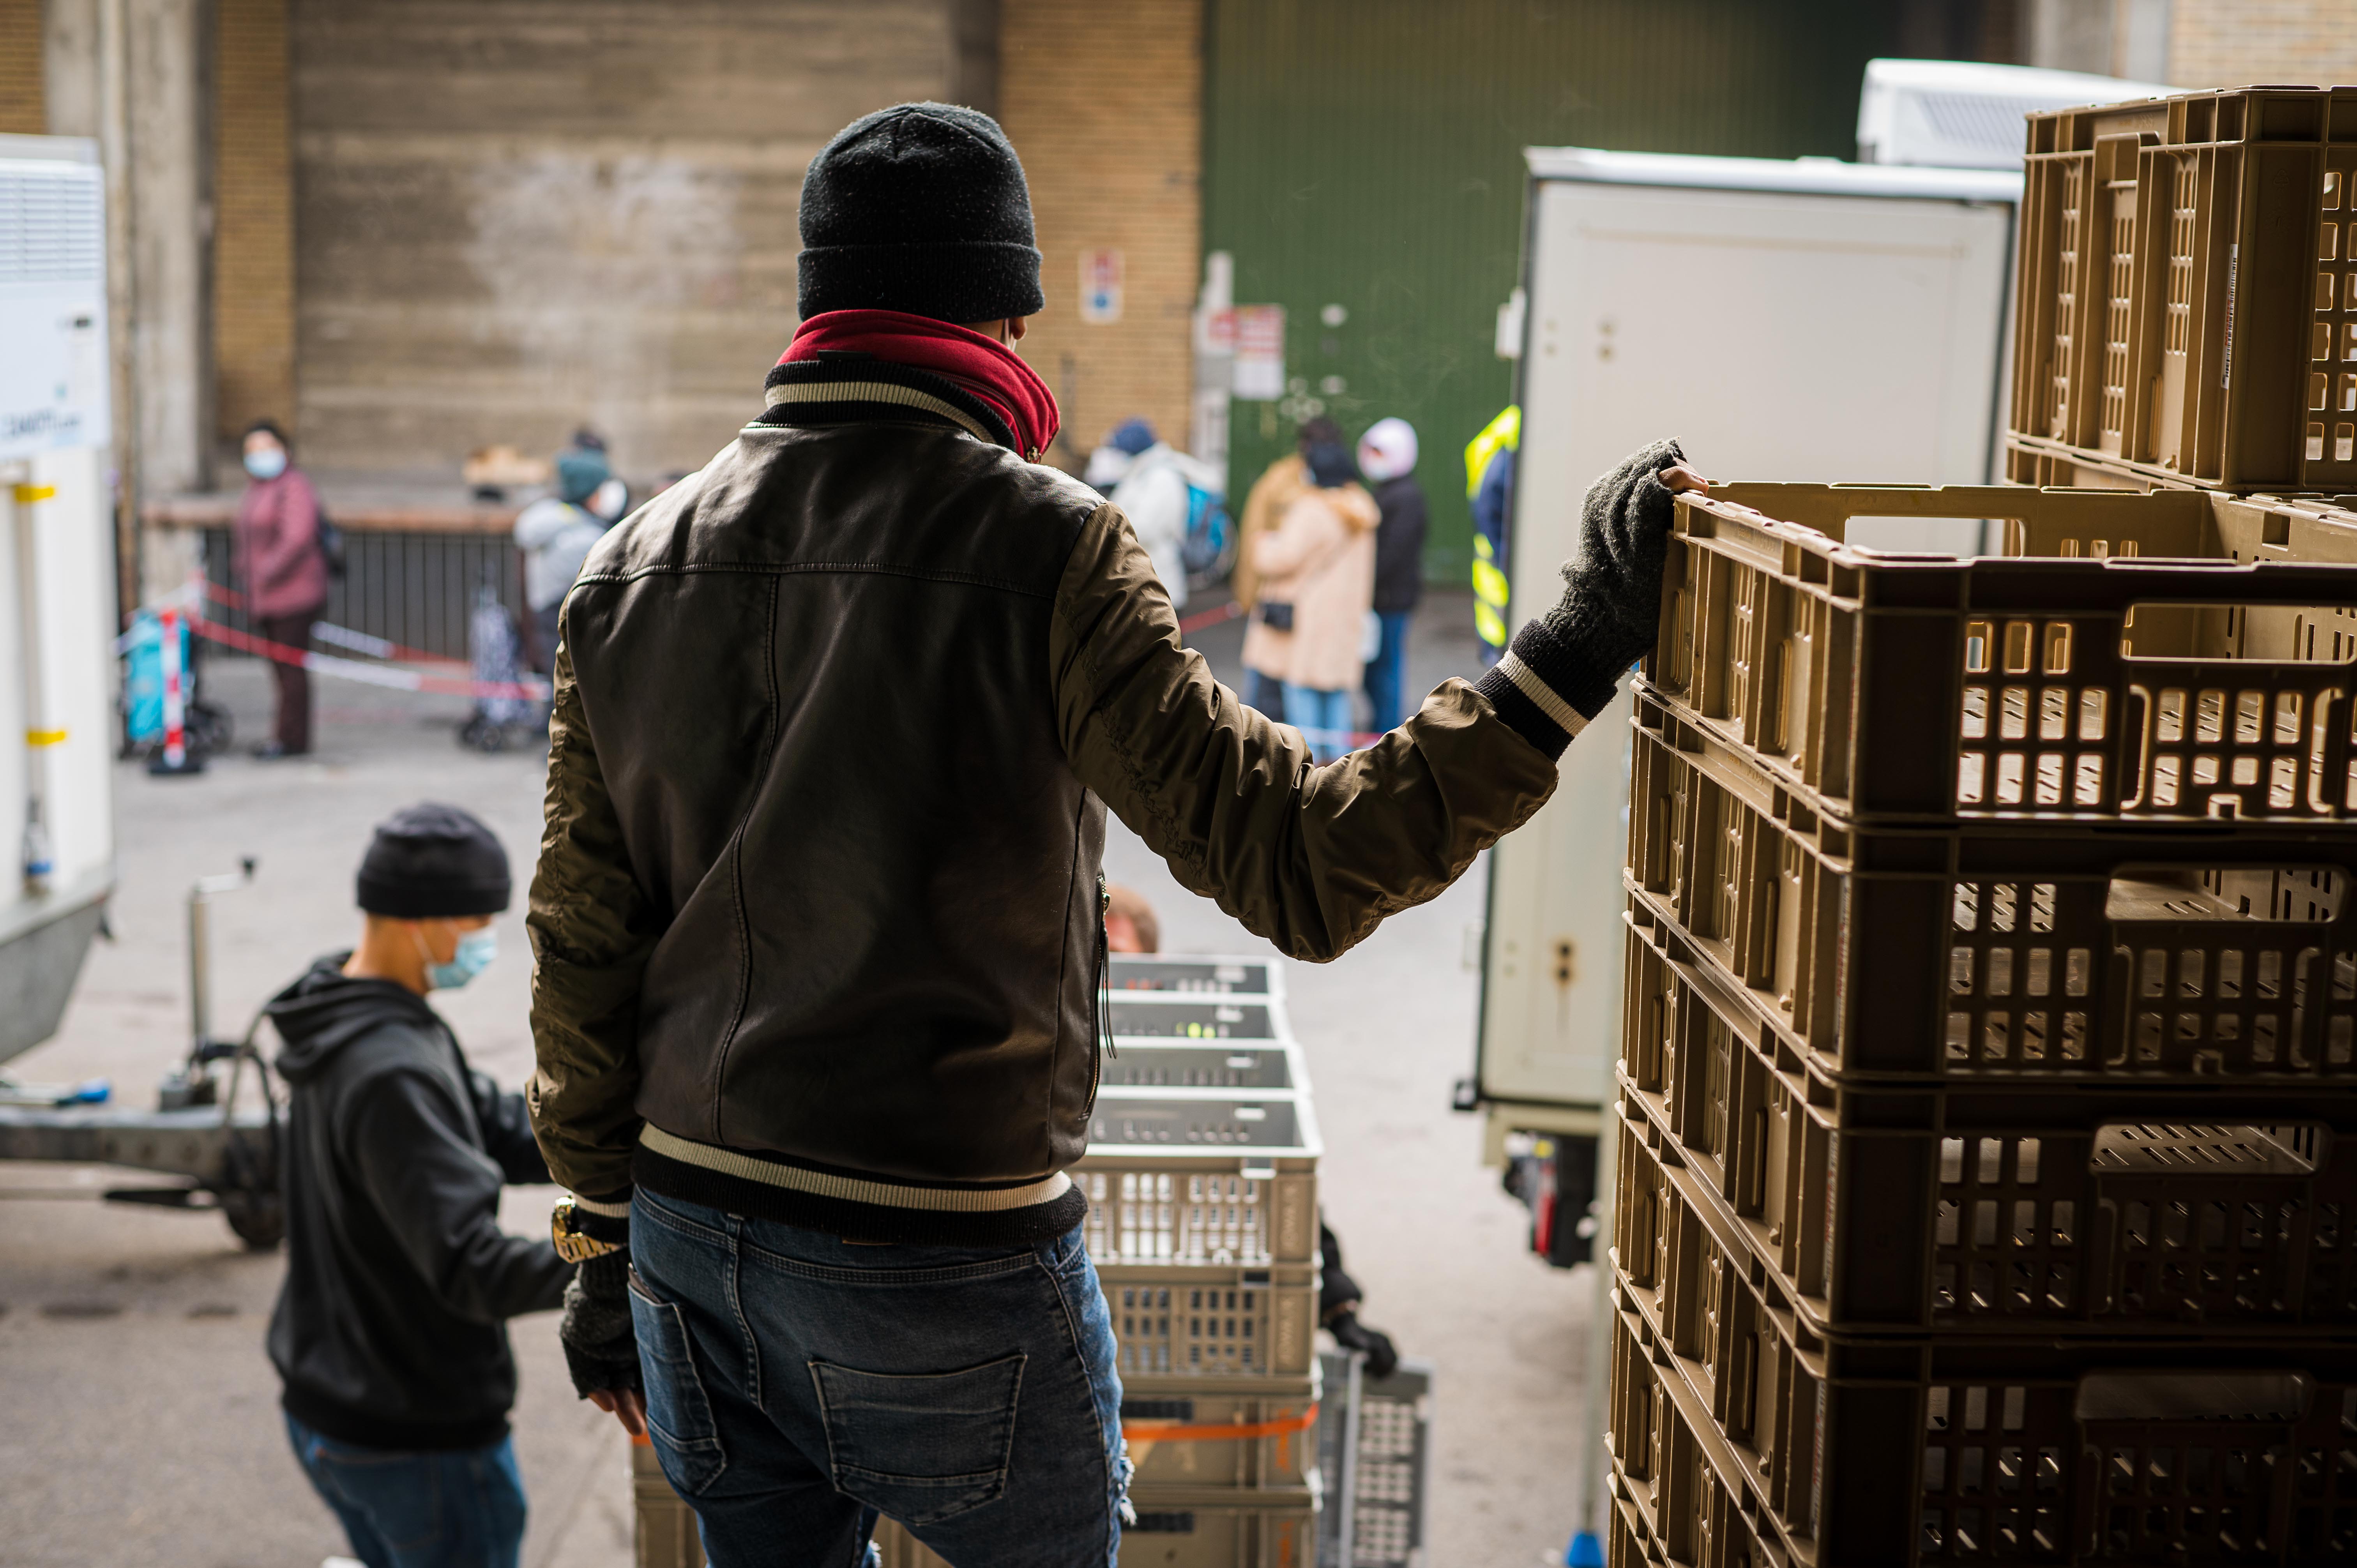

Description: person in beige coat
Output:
[1241,436,1380,761]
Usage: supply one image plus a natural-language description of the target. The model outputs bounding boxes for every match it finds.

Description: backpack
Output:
[316,505,347,579]
[1181,480,1233,582]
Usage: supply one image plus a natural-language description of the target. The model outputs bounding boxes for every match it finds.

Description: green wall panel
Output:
[1203,0,1910,582]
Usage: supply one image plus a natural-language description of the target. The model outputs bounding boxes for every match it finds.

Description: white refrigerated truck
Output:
[1467,147,2024,1241]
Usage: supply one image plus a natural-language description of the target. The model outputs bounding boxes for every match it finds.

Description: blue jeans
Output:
[284,1413,525,1568]
[1281,682,1354,763]
[1243,667,1287,724]
[629,1188,1129,1568]
[1362,609,1413,734]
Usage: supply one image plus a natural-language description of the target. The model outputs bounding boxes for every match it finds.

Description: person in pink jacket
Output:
[235,420,330,758]
[1239,436,1379,762]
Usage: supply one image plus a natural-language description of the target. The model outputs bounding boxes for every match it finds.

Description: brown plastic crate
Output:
[1119,1371,1322,1492]
[1098,1264,1318,1378]
[2013,86,2357,492]
[1609,1249,2357,1568]
[874,1492,1318,1567]
[1614,1007,2357,1341]
[1648,482,2357,824]
[1627,700,2357,1085]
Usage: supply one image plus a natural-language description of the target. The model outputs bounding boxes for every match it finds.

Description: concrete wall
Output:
[215,0,294,443]
[999,0,1200,468]
[287,0,989,484]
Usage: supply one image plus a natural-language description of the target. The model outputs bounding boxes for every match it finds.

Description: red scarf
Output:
[780,310,1061,462]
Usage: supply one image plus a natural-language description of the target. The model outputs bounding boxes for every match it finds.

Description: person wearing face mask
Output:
[235,420,331,758]
[265,803,572,1568]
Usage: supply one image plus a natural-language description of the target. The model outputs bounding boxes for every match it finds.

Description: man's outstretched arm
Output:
[1052,442,1700,962]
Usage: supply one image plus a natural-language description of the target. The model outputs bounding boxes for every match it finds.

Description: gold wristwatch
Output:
[551,1195,626,1264]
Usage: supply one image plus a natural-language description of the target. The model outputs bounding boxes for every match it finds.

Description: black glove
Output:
[559,1251,642,1402]
[1475,438,1687,756]
[1327,1310,1399,1379]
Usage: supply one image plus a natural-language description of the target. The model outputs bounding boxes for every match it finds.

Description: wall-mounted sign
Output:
[1078,248,1124,325]
[1231,304,1286,401]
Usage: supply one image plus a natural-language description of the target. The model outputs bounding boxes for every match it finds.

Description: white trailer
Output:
[0,135,281,1245]
[1469,148,2021,1166]
[0,134,117,1064]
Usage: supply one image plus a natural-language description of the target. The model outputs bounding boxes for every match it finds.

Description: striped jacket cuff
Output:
[1474,622,1612,760]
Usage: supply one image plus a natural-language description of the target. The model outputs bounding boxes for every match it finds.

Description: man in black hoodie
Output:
[268,803,572,1568]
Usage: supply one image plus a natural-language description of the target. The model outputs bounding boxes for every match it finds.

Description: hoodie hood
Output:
[269,954,444,1084]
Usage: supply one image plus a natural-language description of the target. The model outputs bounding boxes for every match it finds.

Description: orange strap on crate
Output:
[1122,1402,1318,1443]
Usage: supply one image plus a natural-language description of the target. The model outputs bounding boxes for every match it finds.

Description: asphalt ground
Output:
[0,587,1600,1567]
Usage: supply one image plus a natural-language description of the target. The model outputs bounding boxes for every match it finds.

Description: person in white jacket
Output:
[1090,418,1221,613]
[513,444,612,674]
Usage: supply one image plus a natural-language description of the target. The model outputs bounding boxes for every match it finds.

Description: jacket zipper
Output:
[1090,872,1113,1109]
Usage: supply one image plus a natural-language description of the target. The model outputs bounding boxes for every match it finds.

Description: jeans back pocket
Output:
[808,1353,1025,1526]
[627,1272,728,1496]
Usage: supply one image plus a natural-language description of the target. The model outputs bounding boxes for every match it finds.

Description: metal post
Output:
[188,878,211,1047]
[1569,1098,1618,1567]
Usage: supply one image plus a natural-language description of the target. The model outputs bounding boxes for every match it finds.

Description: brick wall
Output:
[0,0,42,134]
[999,0,1200,470]
[2168,0,2357,87]
[215,0,298,441]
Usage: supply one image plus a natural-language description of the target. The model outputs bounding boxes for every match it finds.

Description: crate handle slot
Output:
[2074,1370,2310,1423]
[2101,866,2350,925]
[2088,1121,2327,1176]
[2119,599,2357,664]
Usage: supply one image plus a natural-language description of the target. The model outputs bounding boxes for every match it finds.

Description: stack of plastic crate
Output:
[2005,85,2357,498]
[1606,474,2357,1566]
[876,952,1322,1567]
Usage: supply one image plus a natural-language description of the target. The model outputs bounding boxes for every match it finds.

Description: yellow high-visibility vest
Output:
[1464,406,1520,500]
[1472,536,1509,650]
[1465,406,1519,649]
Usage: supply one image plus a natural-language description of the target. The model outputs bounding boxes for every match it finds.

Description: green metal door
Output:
[1204,0,1912,583]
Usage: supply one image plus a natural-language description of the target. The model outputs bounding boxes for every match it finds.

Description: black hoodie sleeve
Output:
[346,1066,573,1323]
[467,1069,555,1187]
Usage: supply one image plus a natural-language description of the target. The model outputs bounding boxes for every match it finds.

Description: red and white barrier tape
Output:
[187,616,550,701]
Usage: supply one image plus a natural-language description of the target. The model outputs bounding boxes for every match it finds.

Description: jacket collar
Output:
[755,358,1021,454]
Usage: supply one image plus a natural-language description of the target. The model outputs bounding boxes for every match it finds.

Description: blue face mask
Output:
[244,447,287,481]
[425,926,498,991]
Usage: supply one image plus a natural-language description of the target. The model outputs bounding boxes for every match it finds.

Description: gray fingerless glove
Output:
[559,1249,642,1402]
[1475,438,1685,757]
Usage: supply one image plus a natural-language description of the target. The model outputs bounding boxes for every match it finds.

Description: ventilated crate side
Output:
[1098,1263,1318,1378]
[1614,1231,2357,1568]
[2004,435,2204,491]
[1629,706,2357,1086]
[1649,485,2357,825]
[1610,1299,1817,1568]
[876,1500,1318,1568]
[1616,1015,2357,1342]
[2014,87,2357,493]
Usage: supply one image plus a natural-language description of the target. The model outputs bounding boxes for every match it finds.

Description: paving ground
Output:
[0,588,1602,1568]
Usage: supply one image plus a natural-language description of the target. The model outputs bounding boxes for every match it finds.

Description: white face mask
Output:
[244,447,288,481]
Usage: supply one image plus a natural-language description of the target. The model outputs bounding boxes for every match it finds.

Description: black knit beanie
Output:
[797,102,1046,324]
[357,803,511,918]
